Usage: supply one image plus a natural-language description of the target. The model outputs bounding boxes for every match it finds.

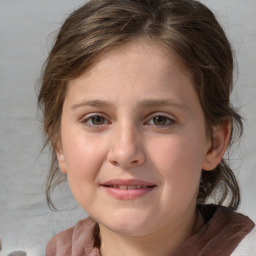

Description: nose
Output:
[107,122,146,168]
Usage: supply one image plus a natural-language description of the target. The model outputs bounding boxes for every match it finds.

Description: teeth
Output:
[128,185,136,190]
[107,185,150,189]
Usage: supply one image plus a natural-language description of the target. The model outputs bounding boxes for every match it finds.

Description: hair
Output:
[38,0,243,210]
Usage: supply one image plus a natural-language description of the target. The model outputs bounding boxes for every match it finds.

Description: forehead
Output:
[67,38,193,93]
[64,39,203,119]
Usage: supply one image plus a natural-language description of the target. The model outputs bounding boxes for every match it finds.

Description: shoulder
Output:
[46,217,97,256]
[231,227,256,256]
[46,226,74,256]
[197,205,255,255]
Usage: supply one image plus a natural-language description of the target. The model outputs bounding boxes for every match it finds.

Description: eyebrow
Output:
[71,100,114,110]
[137,99,187,110]
[71,98,187,111]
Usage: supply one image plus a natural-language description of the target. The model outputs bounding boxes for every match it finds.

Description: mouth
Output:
[101,180,157,200]
[103,184,156,190]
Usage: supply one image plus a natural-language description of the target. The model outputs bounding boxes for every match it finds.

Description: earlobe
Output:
[49,126,67,173]
[56,148,67,174]
[203,122,231,171]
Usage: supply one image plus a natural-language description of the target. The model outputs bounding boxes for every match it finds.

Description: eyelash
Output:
[81,113,176,129]
[146,115,175,127]
[81,114,110,128]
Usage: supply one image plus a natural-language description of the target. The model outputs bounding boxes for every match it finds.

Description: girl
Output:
[38,0,255,255]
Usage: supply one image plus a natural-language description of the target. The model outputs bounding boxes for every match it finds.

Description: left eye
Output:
[147,116,173,126]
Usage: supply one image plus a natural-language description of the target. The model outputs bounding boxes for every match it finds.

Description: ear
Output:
[202,121,231,171]
[48,125,68,174]
[56,144,67,174]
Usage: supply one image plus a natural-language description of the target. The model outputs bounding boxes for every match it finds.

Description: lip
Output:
[100,179,157,200]
[102,179,155,186]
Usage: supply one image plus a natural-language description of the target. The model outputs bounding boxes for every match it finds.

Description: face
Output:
[57,40,215,237]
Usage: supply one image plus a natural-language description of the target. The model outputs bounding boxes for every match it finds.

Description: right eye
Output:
[82,114,110,127]
[89,116,106,125]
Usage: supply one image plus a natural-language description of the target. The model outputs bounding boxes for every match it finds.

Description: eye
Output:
[82,114,109,127]
[90,116,106,125]
[147,115,175,126]
[152,116,168,125]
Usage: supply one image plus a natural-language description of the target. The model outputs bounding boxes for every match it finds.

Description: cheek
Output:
[61,136,107,208]
[61,132,107,186]
[149,134,205,189]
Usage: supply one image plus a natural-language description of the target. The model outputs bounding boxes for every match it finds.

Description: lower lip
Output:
[101,186,156,200]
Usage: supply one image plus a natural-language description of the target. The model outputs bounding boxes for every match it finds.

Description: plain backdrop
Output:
[0,0,255,255]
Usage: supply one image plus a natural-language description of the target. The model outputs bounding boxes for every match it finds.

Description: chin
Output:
[97,211,157,236]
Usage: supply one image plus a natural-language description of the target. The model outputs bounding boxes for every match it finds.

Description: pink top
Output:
[46,205,255,256]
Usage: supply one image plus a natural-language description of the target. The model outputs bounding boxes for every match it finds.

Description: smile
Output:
[104,185,154,190]
[101,180,157,200]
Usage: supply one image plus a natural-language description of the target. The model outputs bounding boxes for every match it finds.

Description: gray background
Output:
[0,0,255,255]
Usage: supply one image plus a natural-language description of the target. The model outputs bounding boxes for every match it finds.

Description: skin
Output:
[57,39,230,256]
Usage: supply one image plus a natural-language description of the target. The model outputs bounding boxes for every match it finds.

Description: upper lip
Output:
[101,179,156,186]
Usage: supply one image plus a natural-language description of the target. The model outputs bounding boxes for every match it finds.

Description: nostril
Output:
[130,160,139,165]
[111,160,119,166]
[108,147,145,168]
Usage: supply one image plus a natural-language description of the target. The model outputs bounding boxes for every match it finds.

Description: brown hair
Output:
[38,0,243,210]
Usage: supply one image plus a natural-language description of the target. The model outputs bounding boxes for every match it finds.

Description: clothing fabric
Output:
[231,227,256,255]
[46,205,255,256]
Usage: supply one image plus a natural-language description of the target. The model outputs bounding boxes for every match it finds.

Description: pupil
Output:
[154,116,166,125]
[92,116,104,125]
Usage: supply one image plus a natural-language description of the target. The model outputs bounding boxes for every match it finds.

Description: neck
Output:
[99,206,204,256]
